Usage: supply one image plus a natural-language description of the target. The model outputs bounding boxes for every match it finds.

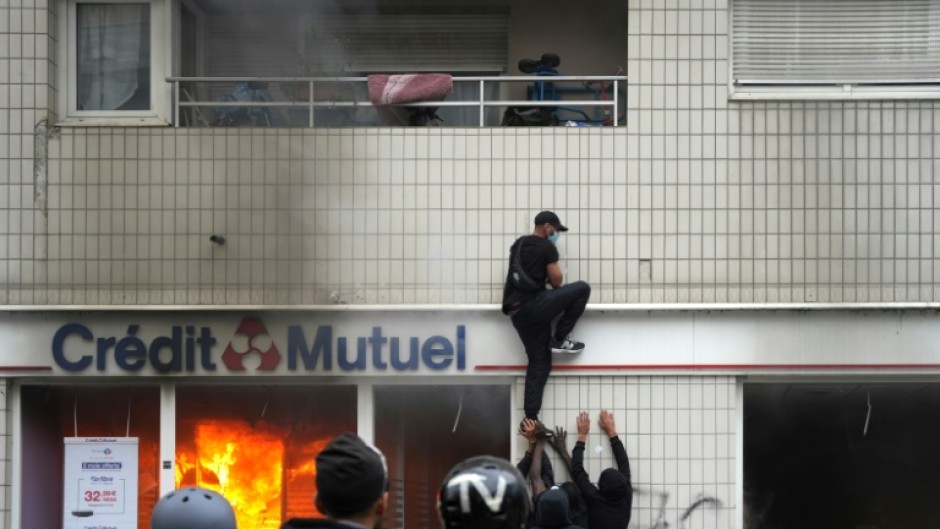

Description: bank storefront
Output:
[4,307,940,529]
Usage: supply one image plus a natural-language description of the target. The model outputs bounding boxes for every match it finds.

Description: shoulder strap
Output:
[512,237,542,291]
[513,237,526,270]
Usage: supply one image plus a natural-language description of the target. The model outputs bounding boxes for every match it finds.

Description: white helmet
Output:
[151,487,237,529]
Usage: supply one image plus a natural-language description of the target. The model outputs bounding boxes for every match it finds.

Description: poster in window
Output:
[63,437,139,529]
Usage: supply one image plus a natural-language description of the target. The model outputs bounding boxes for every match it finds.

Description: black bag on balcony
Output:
[501,106,557,127]
[408,107,443,126]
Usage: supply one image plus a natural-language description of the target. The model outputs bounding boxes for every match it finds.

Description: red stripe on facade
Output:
[475,364,940,371]
[0,366,54,371]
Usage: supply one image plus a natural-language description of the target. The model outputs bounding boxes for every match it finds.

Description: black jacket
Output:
[281,518,371,529]
[571,436,633,529]
[532,488,583,529]
[517,448,556,487]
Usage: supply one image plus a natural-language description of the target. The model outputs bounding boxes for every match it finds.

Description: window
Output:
[59,0,168,124]
[731,0,940,100]
[175,385,357,528]
[745,383,940,527]
[374,385,510,529]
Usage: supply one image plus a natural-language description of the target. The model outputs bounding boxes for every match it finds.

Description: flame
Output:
[176,420,285,529]
[284,437,333,519]
[288,438,330,481]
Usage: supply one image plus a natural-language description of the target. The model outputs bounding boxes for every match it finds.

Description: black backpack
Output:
[511,238,543,292]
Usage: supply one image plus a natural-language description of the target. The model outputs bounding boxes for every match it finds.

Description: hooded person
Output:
[532,487,583,529]
[281,432,389,529]
[570,411,632,529]
[558,482,589,528]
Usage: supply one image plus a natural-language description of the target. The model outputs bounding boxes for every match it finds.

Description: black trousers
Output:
[511,281,591,419]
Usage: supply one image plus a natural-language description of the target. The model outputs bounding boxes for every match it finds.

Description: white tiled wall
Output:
[1,0,58,308]
[0,0,938,305]
[517,376,737,529]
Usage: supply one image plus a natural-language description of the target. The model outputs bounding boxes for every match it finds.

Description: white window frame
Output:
[173,0,207,79]
[727,0,940,101]
[57,0,171,125]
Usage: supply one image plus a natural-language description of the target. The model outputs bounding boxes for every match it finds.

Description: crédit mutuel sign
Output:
[51,317,467,375]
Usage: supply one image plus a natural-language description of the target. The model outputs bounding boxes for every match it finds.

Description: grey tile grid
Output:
[0,1,10,306]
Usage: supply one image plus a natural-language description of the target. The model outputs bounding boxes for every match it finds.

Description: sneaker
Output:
[551,337,585,354]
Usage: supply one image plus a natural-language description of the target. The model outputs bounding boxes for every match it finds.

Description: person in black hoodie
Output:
[570,411,632,529]
[531,487,584,529]
[545,426,589,529]
[280,432,388,529]
[558,482,588,529]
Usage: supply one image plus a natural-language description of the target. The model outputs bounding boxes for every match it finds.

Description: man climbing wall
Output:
[501,210,592,424]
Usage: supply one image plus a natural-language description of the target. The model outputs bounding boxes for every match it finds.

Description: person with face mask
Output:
[502,210,592,424]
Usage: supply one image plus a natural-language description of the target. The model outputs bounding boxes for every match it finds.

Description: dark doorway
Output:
[375,385,511,529]
[745,383,940,529]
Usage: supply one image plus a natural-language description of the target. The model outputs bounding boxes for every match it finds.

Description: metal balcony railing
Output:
[166,75,628,128]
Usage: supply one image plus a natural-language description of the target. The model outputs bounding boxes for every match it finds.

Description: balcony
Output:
[167,74,628,128]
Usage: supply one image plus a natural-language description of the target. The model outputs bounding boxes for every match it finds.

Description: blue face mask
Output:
[548,231,561,244]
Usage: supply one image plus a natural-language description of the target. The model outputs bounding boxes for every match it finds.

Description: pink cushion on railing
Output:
[367,74,454,106]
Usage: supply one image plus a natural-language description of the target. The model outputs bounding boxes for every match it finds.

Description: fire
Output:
[176,420,285,529]
[176,420,335,527]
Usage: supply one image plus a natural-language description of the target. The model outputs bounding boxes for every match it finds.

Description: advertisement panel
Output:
[63,437,139,529]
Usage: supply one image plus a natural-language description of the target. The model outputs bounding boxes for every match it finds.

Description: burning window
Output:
[175,385,356,528]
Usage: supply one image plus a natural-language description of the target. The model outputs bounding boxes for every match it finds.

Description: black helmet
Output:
[151,487,237,529]
[438,456,531,529]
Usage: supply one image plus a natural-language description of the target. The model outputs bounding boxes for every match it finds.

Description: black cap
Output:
[534,211,568,232]
[316,432,388,516]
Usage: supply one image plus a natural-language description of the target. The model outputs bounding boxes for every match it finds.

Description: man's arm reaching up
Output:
[548,426,573,474]
[599,409,632,483]
[516,418,539,477]
[530,440,548,498]
[572,411,600,496]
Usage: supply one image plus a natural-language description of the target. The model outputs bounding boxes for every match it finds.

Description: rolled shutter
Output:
[305,13,509,73]
[207,16,301,77]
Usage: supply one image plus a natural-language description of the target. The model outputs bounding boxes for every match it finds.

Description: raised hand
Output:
[577,411,591,441]
[599,409,617,438]
[553,426,568,451]
[519,417,539,445]
[551,425,574,473]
